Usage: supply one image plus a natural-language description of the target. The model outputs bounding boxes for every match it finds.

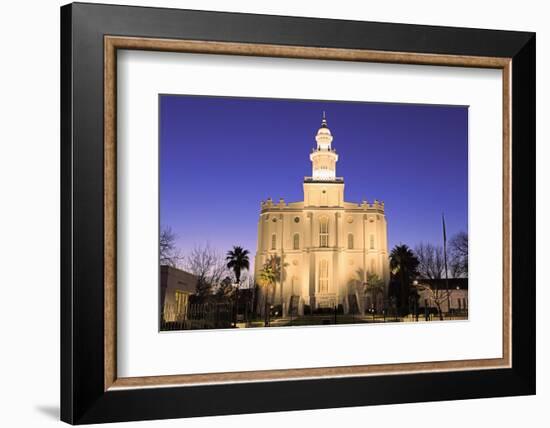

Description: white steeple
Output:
[309,112,339,181]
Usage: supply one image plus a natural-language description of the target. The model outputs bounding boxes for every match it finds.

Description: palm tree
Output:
[366,272,385,294]
[226,246,250,285]
[258,263,275,326]
[226,246,250,325]
[389,244,419,316]
[257,255,282,326]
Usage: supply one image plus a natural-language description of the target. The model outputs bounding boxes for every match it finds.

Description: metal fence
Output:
[161,302,234,331]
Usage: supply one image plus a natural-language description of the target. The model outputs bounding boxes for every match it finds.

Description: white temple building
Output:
[254,114,390,316]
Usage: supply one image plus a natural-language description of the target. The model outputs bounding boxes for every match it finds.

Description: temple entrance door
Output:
[348,294,359,314]
[289,295,300,316]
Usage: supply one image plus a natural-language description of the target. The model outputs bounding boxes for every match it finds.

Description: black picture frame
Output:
[61,2,535,424]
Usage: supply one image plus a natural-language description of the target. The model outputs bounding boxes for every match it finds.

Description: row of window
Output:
[456,298,468,310]
[319,260,329,292]
[278,260,381,294]
[317,259,377,293]
[270,231,375,250]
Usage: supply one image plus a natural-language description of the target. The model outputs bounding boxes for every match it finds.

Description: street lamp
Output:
[369,305,375,322]
[266,304,274,327]
[412,280,419,321]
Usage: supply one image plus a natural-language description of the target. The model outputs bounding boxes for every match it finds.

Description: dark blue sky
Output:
[160,95,468,265]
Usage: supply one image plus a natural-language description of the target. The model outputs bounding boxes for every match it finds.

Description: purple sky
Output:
[160,95,468,267]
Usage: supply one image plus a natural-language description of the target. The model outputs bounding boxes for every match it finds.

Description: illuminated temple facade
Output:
[254,114,390,316]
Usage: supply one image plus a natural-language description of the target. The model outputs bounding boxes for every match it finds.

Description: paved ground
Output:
[237,313,468,328]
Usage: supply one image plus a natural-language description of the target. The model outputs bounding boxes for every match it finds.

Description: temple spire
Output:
[309,111,338,181]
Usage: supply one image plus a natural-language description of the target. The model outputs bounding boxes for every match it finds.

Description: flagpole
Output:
[442,213,451,317]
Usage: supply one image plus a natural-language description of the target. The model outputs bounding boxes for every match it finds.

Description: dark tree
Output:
[215,276,235,301]
[225,246,250,286]
[389,244,419,315]
[449,231,468,277]
[226,246,250,324]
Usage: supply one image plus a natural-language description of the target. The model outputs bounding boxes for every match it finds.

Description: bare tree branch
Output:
[185,244,230,298]
[415,283,451,320]
[159,227,184,268]
[414,242,445,280]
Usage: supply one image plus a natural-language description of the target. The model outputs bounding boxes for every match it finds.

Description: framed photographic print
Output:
[61,2,535,424]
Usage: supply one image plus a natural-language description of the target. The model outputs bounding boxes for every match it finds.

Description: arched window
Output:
[369,234,375,249]
[271,234,276,250]
[293,233,300,250]
[347,233,354,249]
[319,217,329,247]
[319,260,328,292]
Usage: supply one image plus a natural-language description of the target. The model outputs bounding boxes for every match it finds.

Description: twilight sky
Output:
[160,95,468,268]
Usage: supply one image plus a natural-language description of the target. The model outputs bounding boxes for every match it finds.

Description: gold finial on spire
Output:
[321,111,327,127]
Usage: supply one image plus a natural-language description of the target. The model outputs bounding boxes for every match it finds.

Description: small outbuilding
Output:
[160,265,198,322]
